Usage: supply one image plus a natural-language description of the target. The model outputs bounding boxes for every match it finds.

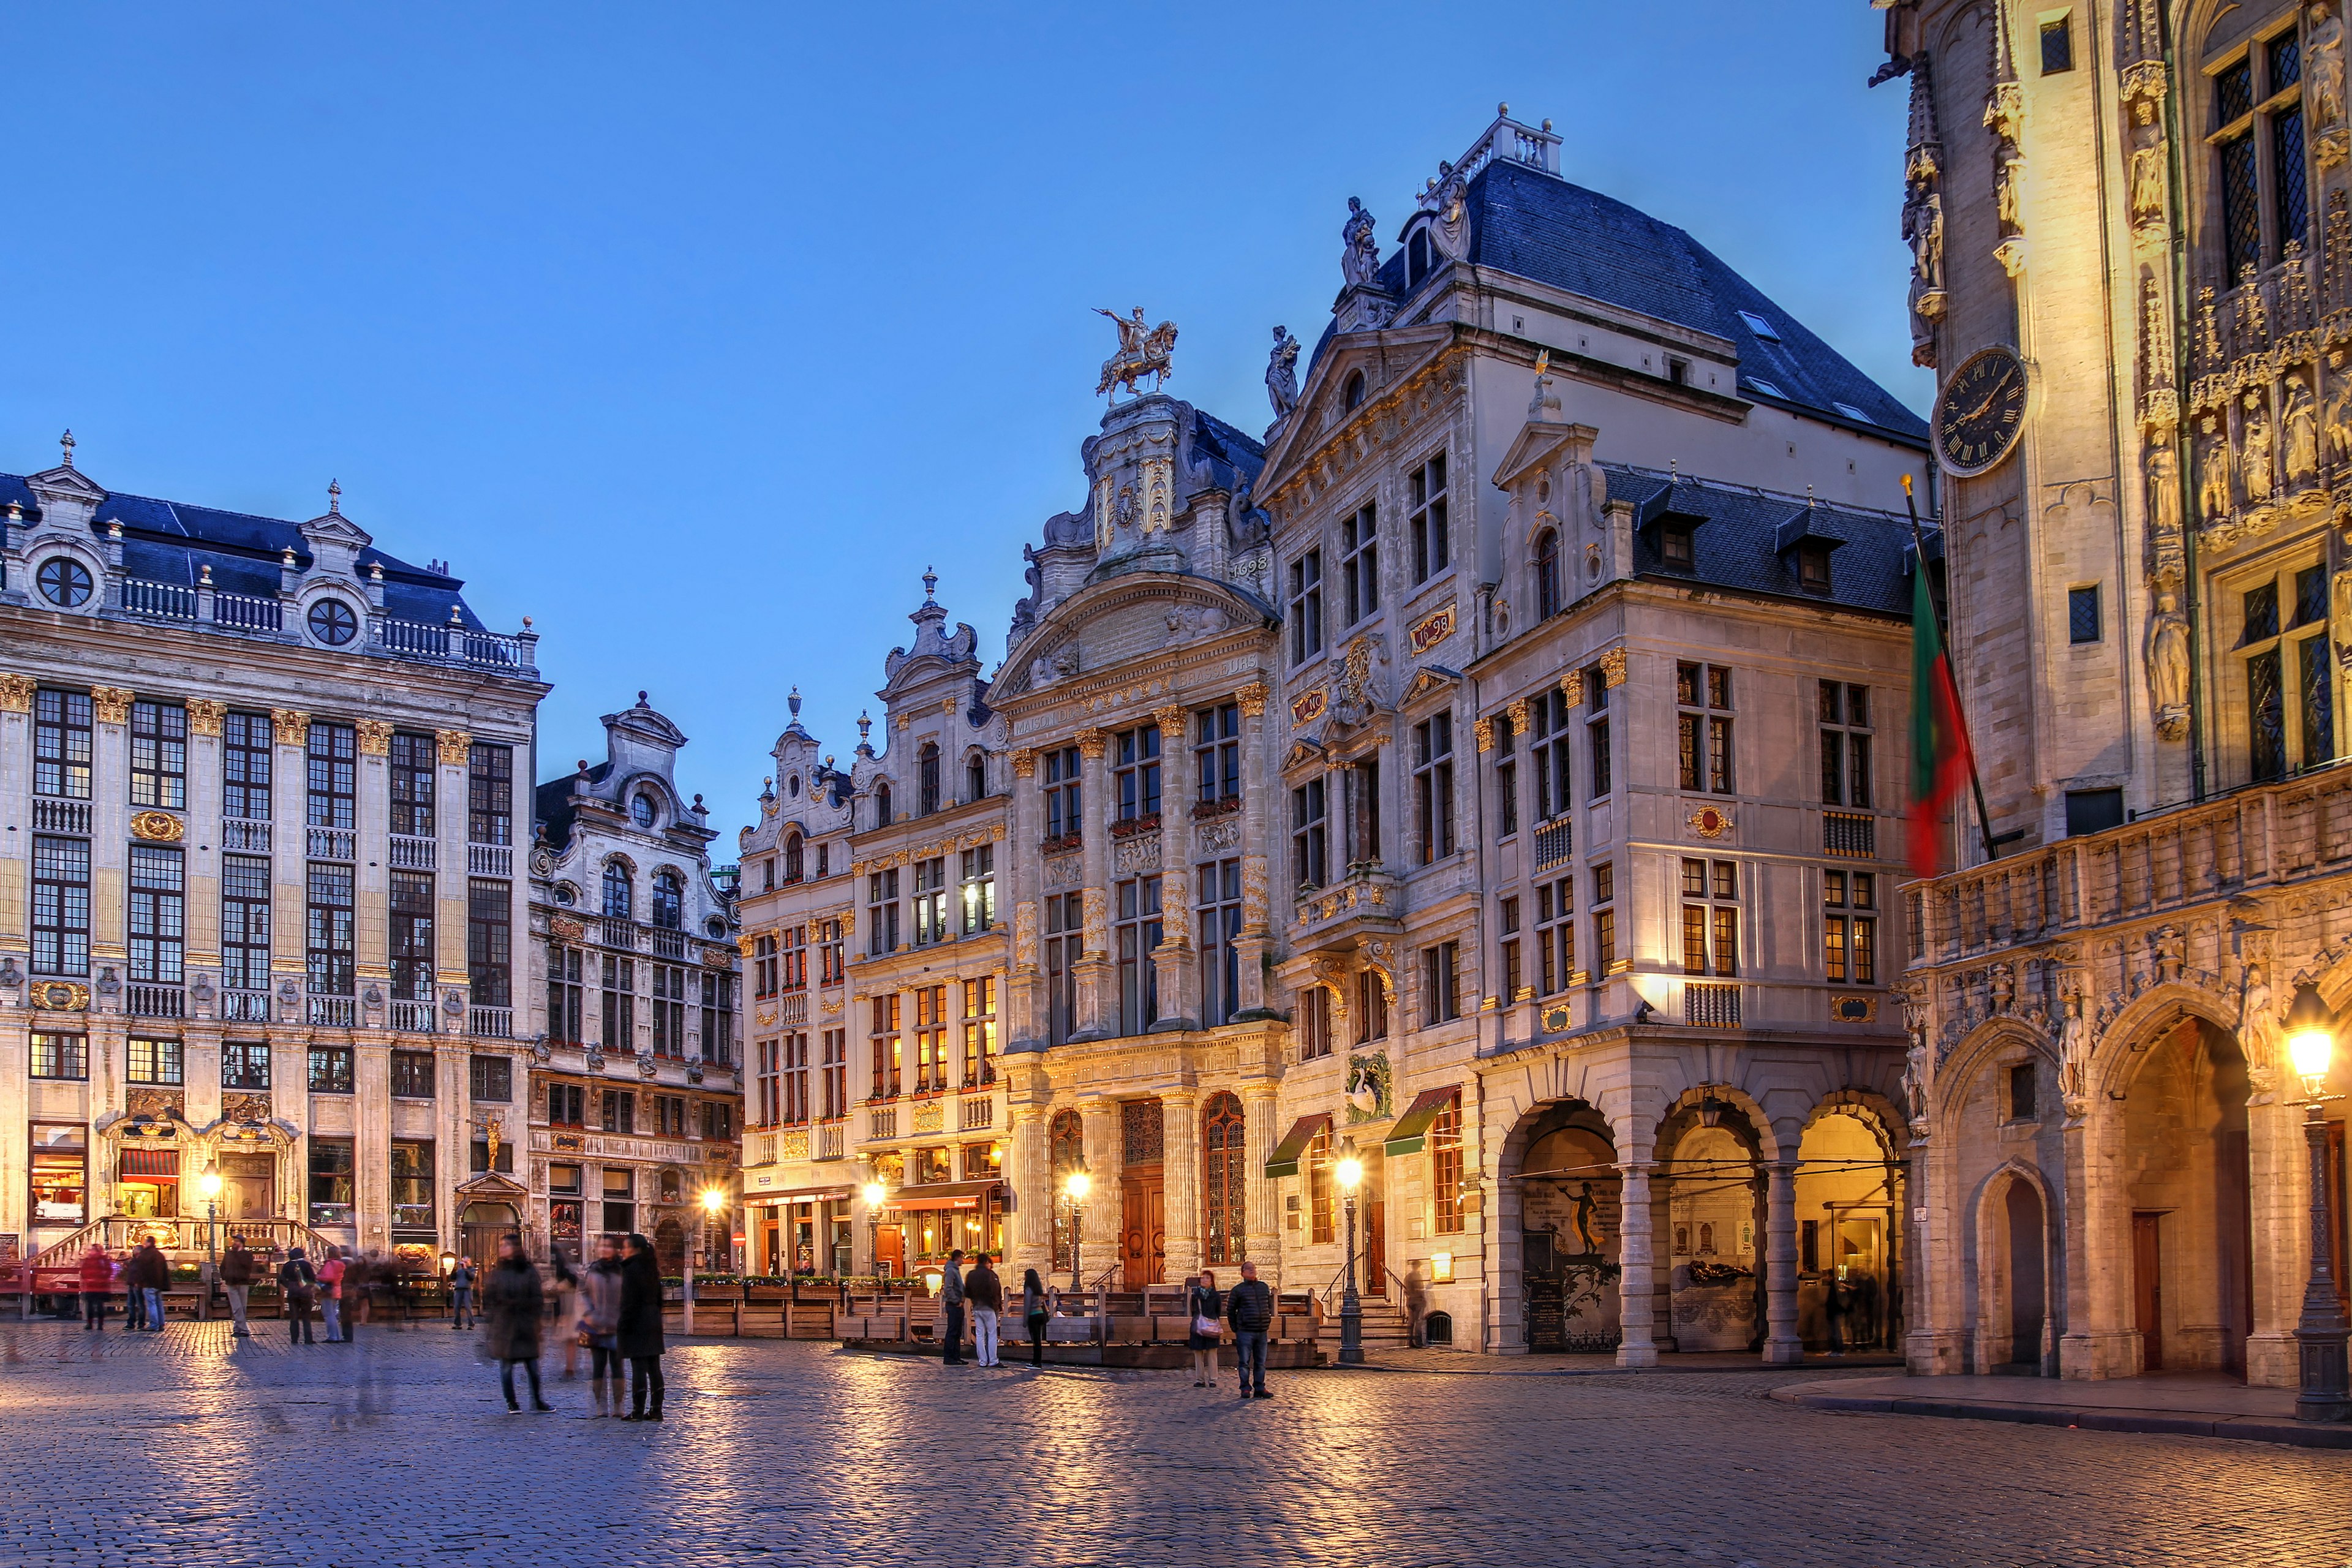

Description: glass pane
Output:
[2250,646,2287,781]
[2276,106,2310,255]
[2222,133,2262,280]
[2302,633,2335,767]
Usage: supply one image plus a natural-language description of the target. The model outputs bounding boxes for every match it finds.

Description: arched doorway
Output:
[2003,1177,2048,1368]
[1657,1099,1763,1353]
[460,1202,516,1268]
[2120,1017,2252,1375]
[1795,1105,1904,1353]
[1511,1102,1620,1352]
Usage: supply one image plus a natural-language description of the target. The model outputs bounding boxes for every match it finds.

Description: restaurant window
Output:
[649,962,687,1057]
[129,699,187,810]
[309,1137,355,1226]
[391,1140,435,1231]
[127,1035,184,1086]
[32,1032,88,1082]
[390,872,434,1003]
[1043,892,1082,1047]
[602,1169,634,1235]
[222,1041,271,1090]
[960,845,995,934]
[1308,1123,1336,1244]
[32,835,91,976]
[1410,451,1449,584]
[869,993,903,1099]
[388,731,435,837]
[1195,703,1242,807]
[962,1141,1000,1179]
[1292,777,1329,890]
[1824,869,1879,985]
[1340,501,1378,627]
[34,688,92,799]
[309,1044,355,1094]
[391,1049,435,1099]
[306,720,356,831]
[1289,547,1325,665]
[469,1054,512,1102]
[1431,1092,1466,1234]
[1298,984,1333,1061]
[601,954,636,1051]
[867,867,900,956]
[1115,724,1162,821]
[31,1123,88,1226]
[913,856,948,946]
[307,862,355,997]
[467,742,513,845]
[1197,858,1244,1027]
[127,845,185,986]
[222,710,272,820]
[1117,875,1163,1035]
[913,984,949,1093]
[601,1089,635,1135]
[1676,664,1735,794]
[1414,713,1456,862]
[700,970,735,1066]
[1043,745,1082,842]
[962,976,997,1087]
[1679,858,1741,978]
[1423,940,1461,1025]
[547,943,584,1043]
[1535,875,1575,993]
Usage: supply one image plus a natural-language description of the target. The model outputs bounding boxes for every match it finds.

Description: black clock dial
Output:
[1936,347,2028,476]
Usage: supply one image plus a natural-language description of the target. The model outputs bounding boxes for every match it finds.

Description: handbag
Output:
[1192,1313,1218,1336]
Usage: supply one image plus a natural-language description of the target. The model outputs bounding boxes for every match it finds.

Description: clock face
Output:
[1936,346,2029,477]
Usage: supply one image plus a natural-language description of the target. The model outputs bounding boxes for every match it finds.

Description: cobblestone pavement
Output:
[1,1320,2348,1568]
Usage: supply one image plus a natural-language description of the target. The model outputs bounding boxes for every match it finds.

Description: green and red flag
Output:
[1907,563,1973,878]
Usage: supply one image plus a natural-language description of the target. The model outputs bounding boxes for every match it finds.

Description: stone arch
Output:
[1651,1082,1784,1163]
[1793,1089,1910,1353]
[1931,1017,2057,1145]
[1495,1098,1619,1353]
[2087,984,2241,1102]
[1649,1086,1772,1353]
[1966,1158,2060,1376]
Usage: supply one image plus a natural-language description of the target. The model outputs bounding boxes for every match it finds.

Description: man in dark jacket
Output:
[128,1241,169,1333]
[219,1238,255,1337]
[1224,1261,1276,1399]
[938,1250,967,1367]
[279,1248,317,1346]
[964,1253,1004,1368]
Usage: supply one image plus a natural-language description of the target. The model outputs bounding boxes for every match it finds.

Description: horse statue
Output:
[1095,306,1178,398]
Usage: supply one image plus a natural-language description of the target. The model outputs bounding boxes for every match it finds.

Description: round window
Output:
[552,883,577,908]
[307,598,359,646]
[704,916,727,939]
[36,557,92,608]
[631,794,657,828]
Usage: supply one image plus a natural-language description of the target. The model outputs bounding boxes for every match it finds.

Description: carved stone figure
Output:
[2240,392,2275,504]
[1093,307,1177,399]
[1342,197,1381,289]
[1994,145,2022,231]
[2199,415,2233,520]
[2285,376,2321,489]
[1432,166,1469,256]
[2148,590,2192,739]
[2239,957,2277,1068]
[2313,2,2347,130]
[1988,962,2016,1015]
[2150,924,2186,986]
[1265,325,1300,419]
[2056,984,2090,1114]
[2144,443,2184,580]
[2332,565,2352,671]
[2128,103,2168,225]
[1907,189,1943,289]
[1902,1014,1931,1128]
[2326,363,2352,469]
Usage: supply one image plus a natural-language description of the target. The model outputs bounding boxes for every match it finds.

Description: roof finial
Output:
[327,478,341,516]
[857,710,872,742]
[788,685,802,719]
[448,603,464,625]
[1670,458,1678,480]
[59,429,74,469]
[1498,101,1509,117]
[638,690,649,705]
[1807,483,1817,508]
[922,566,938,605]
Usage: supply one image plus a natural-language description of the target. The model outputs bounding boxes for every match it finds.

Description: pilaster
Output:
[1161,1088,1201,1280]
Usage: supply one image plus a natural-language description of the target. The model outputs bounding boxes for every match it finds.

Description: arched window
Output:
[1050,1109,1085,1272]
[650,870,683,930]
[631,793,657,829]
[875,782,892,829]
[1202,1092,1246,1265]
[602,861,633,920]
[966,753,987,804]
[918,743,941,816]
[783,832,804,883]
[1534,529,1562,621]
[1344,370,1366,411]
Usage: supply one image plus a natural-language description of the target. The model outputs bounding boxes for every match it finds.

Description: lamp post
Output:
[1063,1165,1091,1294]
[2285,984,2350,1422]
[197,1168,222,1318]
[862,1180,889,1280]
[1336,1142,1365,1366]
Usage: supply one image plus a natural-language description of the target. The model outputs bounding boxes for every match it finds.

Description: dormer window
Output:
[1661,523,1696,573]
[36,557,92,608]
[1666,356,1690,387]
[631,793,657,829]
[1409,230,1433,286]
[1797,541,1833,595]
[1344,371,1367,412]
[307,598,358,646]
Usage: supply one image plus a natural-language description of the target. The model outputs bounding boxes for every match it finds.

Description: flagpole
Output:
[1901,473,1999,865]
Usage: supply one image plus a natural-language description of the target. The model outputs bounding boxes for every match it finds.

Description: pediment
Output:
[25,464,105,504]
[1282,737,1327,774]
[1260,323,1455,484]
[1404,665,1462,705]
[997,571,1273,707]
[300,513,374,549]
[1493,420,1597,491]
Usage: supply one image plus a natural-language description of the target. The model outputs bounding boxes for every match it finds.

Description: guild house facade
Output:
[0,440,546,1278]
[741,111,1942,1360]
[1874,0,2352,1389]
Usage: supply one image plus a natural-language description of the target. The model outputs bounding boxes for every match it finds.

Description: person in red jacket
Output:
[78,1245,114,1332]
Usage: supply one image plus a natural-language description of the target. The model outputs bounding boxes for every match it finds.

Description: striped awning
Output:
[1264,1113,1332,1179]
[1383,1085,1461,1158]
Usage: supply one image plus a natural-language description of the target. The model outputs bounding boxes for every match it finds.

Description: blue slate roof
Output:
[1320,158,1926,442]
[1604,463,1929,616]
[0,472,487,628]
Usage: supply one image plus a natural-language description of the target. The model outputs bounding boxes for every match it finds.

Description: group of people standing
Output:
[930,1251,1278,1397]
[76,1240,168,1332]
[480,1232,669,1419]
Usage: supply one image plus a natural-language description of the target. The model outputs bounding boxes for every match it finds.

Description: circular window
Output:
[307,598,358,646]
[552,883,577,908]
[631,794,657,828]
[36,557,92,608]
[788,774,801,797]
[704,916,726,939]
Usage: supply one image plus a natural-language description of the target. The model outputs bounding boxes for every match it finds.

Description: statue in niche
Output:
[1994,145,2023,232]
[2332,565,2352,669]
[2199,413,2233,521]
[2145,444,2182,559]
[2327,361,2352,470]
[2148,590,2192,737]
[2285,376,2322,489]
[2239,956,2277,1069]
[2313,2,2346,130]
[1265,326,1300,419]
[1907,188,1944,290]
[2128,102,2168,225]
[2240,392,2275,505]
[2056,983,2090,1112]
[1341,197,1381,289]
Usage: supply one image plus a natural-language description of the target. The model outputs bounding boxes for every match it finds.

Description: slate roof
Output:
[1605,463,1931,617]
[0,472,487,629]
[1316,157,1926,443]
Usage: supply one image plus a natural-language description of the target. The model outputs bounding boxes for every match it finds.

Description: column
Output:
[88,687,132,1001]
[184,700,225,1009]
[1072,729,1113,1040]
[353,721,393,1027]
[1079,1096,1120,1285]
[1242,1082,1281,1281]
[1007,748,1042,1049]
[434,729,472,1031]
[269,710,310,1023]
[1762,1152,1803,1363]
[1,676,35,1242]
[1232,682,1273,1019]
[1149,704,1196,1031]
[2244,1077,2310,1387]
[1614,1156,1659,1367]
[1161,1089,1200,1281]
[1009,1098,1050,1280]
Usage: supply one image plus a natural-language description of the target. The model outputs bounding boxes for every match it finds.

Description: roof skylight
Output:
[1738,310,1780,341]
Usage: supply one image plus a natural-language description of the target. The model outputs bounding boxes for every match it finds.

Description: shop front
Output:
[745,1186,854,1276]
[889,1180,1003,1284]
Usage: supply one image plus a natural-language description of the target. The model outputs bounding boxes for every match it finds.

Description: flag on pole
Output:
[1907,564,1973,878]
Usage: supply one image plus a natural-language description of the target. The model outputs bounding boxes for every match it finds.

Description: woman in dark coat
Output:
[483,1234,552,1412]
[1186,1270,1224,1390]
[616,1232,666,1422]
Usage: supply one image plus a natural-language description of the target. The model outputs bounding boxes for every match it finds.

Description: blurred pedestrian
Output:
[581,1236,624,1417]
[78,1245,112,1332]
[449,1255,477,1330]
[965,1251,1003,1368]
[616,1233,665,1422]
[938,1248,967,1367]
[1188,1270,1224,1389]
[120,1249,146,1332]
[1225,1260,1275,1400]
[550,1246,582,1379]
[1021,1268,1054,1366]
[317,1245,346,1344]
[219,1237,255,1337]
[279,1246,318,1346]
[129,1239,168,1333]
[483,1233,552,1413]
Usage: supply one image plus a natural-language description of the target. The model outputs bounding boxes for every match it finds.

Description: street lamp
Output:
[1063,1164,1091,1294]
[197,1168,223,1311]
[1336,1142,1365,1366]
[862,1179,890,1280]
[2285,983,2350,1423]
[700,1187,726,1273]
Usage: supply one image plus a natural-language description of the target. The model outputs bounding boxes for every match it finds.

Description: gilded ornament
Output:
[30,979,89,1011]
[1561,672,1583,710]
[89,686,134,725]
[1093,306,1178,399]
[550,916,585,941]
[1010,747,1038,778]
[271,708,311,747]
[130,810,185,843]
[1829,995,1880,1023]
[1076,728,1109,761]
[1408,603,1456,654]
[1472,716,1496,753]
[1152,703,1189,737]
[1507,696,1531,734]
[1687,806,1732,840]
[0,673,34,713]
[1289,688,1328,726]
[1599,647,1628,688]
[435,728,472,766]
[1235,680,1270,718]
[354,718,394,756]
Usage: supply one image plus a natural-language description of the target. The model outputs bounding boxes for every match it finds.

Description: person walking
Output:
[339,1251,367,1344]
[448,1255,478,1330]
[78,1244,113,1332]
[280,1246,318,1346]
[317,1246,347,1344]
[965,1252,1003,1368]
[129,1239,168,1333]
[616,1233,666,1422]
[1020,1268,1054,1366]
[580,1236,625,1417]
[549,1246,582,1379]
[1187,1270,1224,1389]
[1225,1260,1275,1400]
[219,1237,255,1337]
[937,1248,967,1366]
[483,1233,553,1413]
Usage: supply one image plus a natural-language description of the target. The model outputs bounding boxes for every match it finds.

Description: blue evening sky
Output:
[0,3,1918,858]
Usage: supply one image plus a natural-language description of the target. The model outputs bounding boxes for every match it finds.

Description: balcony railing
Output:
[388,834,435,870]
[775,992,809,1026]
[468,843,514,878]
[469,1006,513,1039]
[600,918,640,951]
[1684,983,1741,1028]
[221,989,273,1023]
[376,618,532,671]
[306,993,357,1028]
[960,1094,995,1131]
[31,799,91,834]
[1825,812,1877,859]
[221,818,272,853]
[868,1106,898,1140]
[1292,865,1404,941]
[212,592,281,632]
[306,827,355,862]
[121,578,200,620]
[649,927,687,959]
[1533,816,1574,873]
[127,984,184,1019]
[389,999,437,1034]
[815,1120,846,1161]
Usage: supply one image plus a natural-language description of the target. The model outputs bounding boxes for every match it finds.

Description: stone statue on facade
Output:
[1906,187,1944,290]
[2313,2,2347,130]
[2239,955,2277,1069]
[2327,361,2352,471]
[1093,307,1177,399]
[1341,197,1381,288]
[1428,164,1470,257]
[2148,589,2191,738]
[2056,982,2090,1116]
[2128,101,2168,227]
[1265,325,1300,420]
[2197,414,2232,521]
[2286,375,2323,490]
[2144,443,2184,578]
[2240,392,2275,505]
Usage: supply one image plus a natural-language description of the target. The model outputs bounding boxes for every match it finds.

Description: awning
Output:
[1264,1114,1332,1179]
[888,1180,1000,1212]
[1383,1085,1461,1158]
[744,1186,852,1209]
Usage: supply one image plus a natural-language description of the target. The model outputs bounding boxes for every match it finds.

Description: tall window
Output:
[390,1141,434,1231]
[1298,984,1333,1061]
[1194,703,1241,807]
[867,867,900,955]
[222,710,271,820]
[310,1139,355,1226]
[873,782,892,828]
[1308,1123,1336,1244]
[820,1028,848,1120]
[962,976,997,1087]
[391,1049,435,1098]
[1050,1110,1085,1270]
[33,689,92,799]
[32,836,91,976]
[222,854,270,995]
[469,1054,513,1102]
[31,1032,88,1080]
[129,701,186,809]
[785,1033,812,1124]
[309,1044,354,1093]
[869,993,902,1099]
[1679,858,1740,977]
[1043,745,1082,842]
[1292,777,1328,891]
[1534,529,1562,620]
[1531,691,1574,822]
[601,1090,635,1134]
[918,742,941,816]
[1499,895,1523,1003]
[1116,875,1163,1035]
[467,743,512,845]
[818,918,845,987]
[127,1036,184,1085]
[1492,709,1519,839]
[1410,451,1449,583]
[966,752,987,804]
[913,984,949,1092]
[913,857,948,946]
[649,962,687,1056]
[782,832,804,883]
[1591,860,1618,974]
[753,1037,781,1126]
[222,1041,270,1090]
[2242,566,2334,780]
[1585,669,1612,799]
[601,954,635,1050]
[389,731,435,837]
[2213,31,2310,282]
[1535,875,1575,993]
[306,721,355,830]
[1197,858,1243,1026]
[1289,547,1325,664]
[306,863,355,997]
[1824,869,1879,984]
[1354,970,1389,1044]
[1430,1093,1465,1234]
[1819,682,1875,806]
[1676,663,1735,794]
[1341,757,1381,868]
[1044,892,1082,1047]
[547,944,584,1042]
[1202,1091,1247,1265]
[127,846,184,986]
[650,870,682,930]
[780,925,808,992]
[1414,713,1456,862]
[700,971,734,1065]
[753,933,779,998]
[470,880,511,1008]
[390,872,434,1001]
[1422,941,1461,1025]
[960,845,995,933]
[1114,725,1161,821]
[601,861,633,919]
[1340,501,1378,626]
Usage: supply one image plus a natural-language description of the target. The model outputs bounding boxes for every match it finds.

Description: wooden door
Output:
[1121,1171,1166,1288]
[2132,1212,2163,1371]
[1363,1194,1387,1296]
[875,1224,904,1280]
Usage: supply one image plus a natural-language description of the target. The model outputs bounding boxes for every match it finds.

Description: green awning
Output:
[1263,1114,1332,1179]
[1383,1085,1461,1158]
